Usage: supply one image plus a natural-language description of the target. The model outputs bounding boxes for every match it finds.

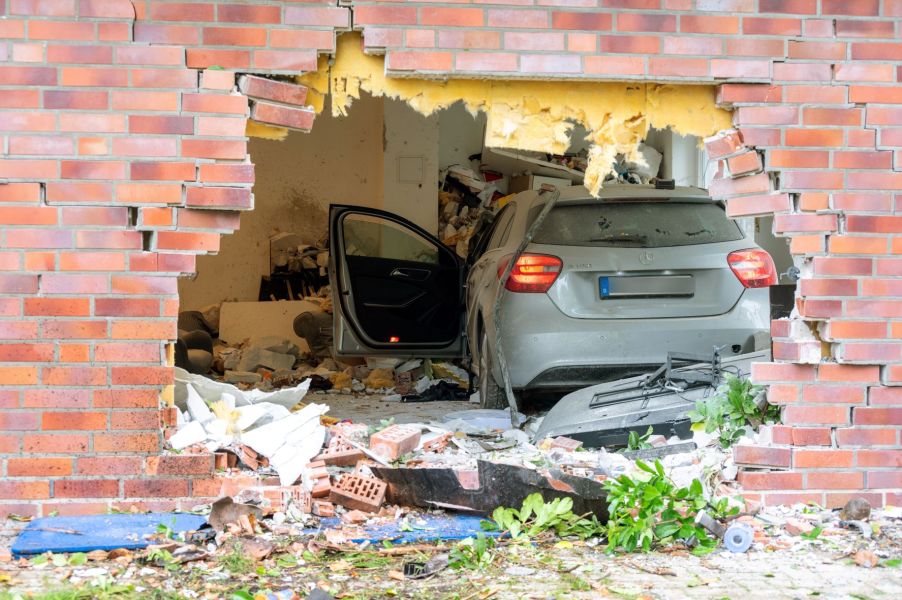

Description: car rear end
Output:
[496,185,775,392]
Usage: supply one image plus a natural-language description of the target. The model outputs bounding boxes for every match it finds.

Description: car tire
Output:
[479,331,507,409]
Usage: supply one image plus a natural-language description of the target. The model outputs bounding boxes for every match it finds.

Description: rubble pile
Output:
[438,165,500,259]
[206,331,471,402]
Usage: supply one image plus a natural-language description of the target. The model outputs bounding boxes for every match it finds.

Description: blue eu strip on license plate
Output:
[599,276,610,298]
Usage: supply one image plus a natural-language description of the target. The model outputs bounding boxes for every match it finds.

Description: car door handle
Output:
[390,267,430,282]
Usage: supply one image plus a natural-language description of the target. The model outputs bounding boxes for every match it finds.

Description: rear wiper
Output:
[588,234,648,245]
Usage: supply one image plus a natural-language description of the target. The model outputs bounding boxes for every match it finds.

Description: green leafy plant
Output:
[483,493,604,541]
[800,526,823,540]
[449,533,496,570]
[603,459,738,554]
[145,547,180,571]
[688,374,779,448]
[219,542,254,574]
[368,417,395,435]
[625,426,654,451]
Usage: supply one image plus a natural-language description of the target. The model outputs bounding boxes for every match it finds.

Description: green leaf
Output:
[68,552,87,566]
[880,558,901,568]
[689,479,703,498]
[801,526,823,540]
[636,460,656,474]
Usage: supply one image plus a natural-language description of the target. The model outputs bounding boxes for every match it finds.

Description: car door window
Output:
[486,204,516,251]
[342,213,439,264]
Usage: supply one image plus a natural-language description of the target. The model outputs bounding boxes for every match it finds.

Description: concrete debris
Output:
[238,346,298,373]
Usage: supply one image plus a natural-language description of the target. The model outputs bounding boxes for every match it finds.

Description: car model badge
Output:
[639,251,654,265]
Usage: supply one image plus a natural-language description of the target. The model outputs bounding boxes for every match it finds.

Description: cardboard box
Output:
[508,174,571,194]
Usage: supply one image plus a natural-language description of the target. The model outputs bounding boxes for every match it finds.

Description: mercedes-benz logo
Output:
[639,251,654,265]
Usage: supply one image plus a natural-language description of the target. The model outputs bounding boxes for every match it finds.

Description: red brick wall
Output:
[1,0,899,514]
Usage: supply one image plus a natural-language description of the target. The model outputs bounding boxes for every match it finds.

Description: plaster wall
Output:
[179,93,386,310]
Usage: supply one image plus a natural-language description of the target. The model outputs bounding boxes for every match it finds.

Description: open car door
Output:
[329,205,466,358]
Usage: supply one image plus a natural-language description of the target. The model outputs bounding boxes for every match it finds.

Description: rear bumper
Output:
[498,288,770,391]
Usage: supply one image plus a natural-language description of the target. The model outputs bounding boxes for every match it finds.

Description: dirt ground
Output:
[2,512,901,600]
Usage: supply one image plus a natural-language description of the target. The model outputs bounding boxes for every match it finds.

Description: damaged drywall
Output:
[288,34,731,195]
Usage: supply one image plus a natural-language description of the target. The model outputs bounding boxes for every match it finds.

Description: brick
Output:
[868,471,902,489]
[73,231,141,251]
[733,445,791,468]
[252,49,318,71]
[551,11,611,30]
[94,432,160,453]
[182,139,246,160]
[60,161,127,182]
[648,57,709,77]
[23,389,90,409]
[455,52,519,73]
[0,482,50,500]
[0,322,38,341]
[833,192,892,212]
[94,389,159,409]
[329,474,386,512]
[250,101,315,132]
[725,193,792,218]
[156,231,221,253]
[854,407,902,426]
[6,458,72,477]
[857,450,902,468]
[0,343,51,363]
[43,366,106,387]
[201,70,236,90]
[238,75,307,107]
[9,136,74,156]
[828,321,886,340]
[96,343,161,364]
[783,405,849,425]
[178,208,242,230]
[737,471,802,491]
[790,427,833,446]
[807,471,864,489]
[7,230,74,252]
[23,433,89,453]
[131,162,196,182]
[218,3,281,24]
[185,186,252,210]
[504,31,562,52]
[112,91,179,112]
[799,277,856,296]
[283,6,350,28]
[836,20,894,38]
[124,479,188,498]
[840,427,896,448]
[129,116,193,136]
[41,410,106,430]
[110,320,175,340]
[0,367,38,390]
[835,63,894,83]
[709,173,772,198]
[369,424,421,460]
[870,386,902,405]
[118,184,182,209]
[54,479,119,498]
[146,454,213,476]
[111,366,173,385]
[421,7,484,27]
[794,449,854,468]
[0,412,39,430]
[352,6,417,26]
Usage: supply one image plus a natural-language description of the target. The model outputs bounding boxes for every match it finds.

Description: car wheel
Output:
[479,331,507,409]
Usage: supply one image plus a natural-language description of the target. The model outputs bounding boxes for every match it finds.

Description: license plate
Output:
[599,275,693,299]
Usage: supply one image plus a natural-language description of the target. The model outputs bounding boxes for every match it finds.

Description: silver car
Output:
[329,184,775,407]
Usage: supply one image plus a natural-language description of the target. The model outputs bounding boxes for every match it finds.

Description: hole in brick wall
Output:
[167,45,786,477]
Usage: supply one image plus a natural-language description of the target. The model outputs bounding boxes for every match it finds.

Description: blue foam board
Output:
[311,513,500,545]
[11,512,208,557]
[12,512,497,558]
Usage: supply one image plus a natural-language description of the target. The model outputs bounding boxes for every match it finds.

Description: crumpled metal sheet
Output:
[372,460,608,521]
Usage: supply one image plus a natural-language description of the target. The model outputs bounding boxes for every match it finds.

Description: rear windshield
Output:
[531,201,744,248]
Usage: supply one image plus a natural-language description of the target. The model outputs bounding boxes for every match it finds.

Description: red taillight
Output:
[498,253,563,293]
[728,249,777,288]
